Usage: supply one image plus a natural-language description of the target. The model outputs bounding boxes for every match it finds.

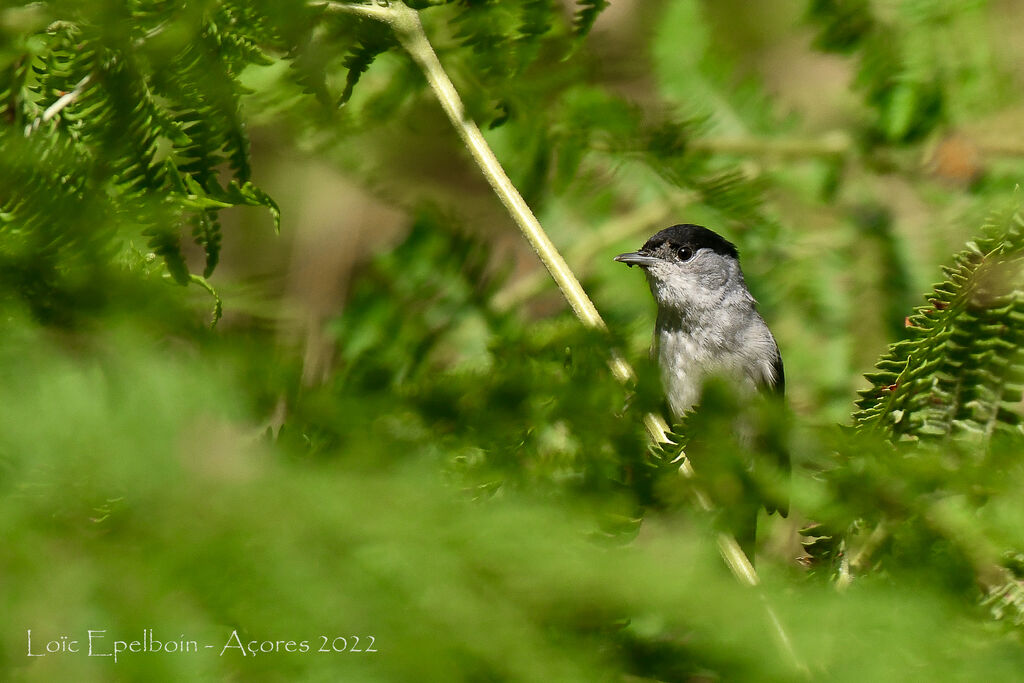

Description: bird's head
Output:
[615,224,748,314]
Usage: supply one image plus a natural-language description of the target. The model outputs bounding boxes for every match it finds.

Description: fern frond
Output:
[572,0,608,39]
[338,20,394,107]
[0,1,283,320]
[806,0,875,53]
[691,168,766,223]
[191,210,222,278]
[220,180,282,233]
[519,0,555,42]
[144,224,190,286]
[854,204,1024,443]
[452,1,521,78]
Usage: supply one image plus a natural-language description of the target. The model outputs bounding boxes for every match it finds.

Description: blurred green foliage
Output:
[3,0,1024,680]
[807,0,1010,143]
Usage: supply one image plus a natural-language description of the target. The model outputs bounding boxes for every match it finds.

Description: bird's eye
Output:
[677,246,694,261]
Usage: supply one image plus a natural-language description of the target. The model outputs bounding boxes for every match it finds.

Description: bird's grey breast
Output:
[655,307,781,418]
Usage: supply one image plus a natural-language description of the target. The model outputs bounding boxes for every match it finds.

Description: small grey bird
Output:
[615,224,784,416]
[616,224,787,555]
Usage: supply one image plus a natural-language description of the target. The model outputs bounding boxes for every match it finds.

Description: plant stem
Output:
[385,8,617,329]
[690,134,851,158]
[25,74,92,135]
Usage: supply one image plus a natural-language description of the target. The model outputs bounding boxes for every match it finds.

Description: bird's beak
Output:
[614,252,661,268]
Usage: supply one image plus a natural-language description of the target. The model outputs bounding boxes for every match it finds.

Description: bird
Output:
[615,223,787,558]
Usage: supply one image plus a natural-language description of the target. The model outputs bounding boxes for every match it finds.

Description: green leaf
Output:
[572,0,608,39]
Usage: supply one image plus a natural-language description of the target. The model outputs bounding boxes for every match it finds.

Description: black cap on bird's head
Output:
[614,224,739,268]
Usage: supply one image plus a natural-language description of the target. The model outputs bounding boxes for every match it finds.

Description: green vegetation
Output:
[2,0,1024,680]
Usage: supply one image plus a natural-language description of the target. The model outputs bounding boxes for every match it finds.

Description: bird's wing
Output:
[769,347,785,396]
[752,343,788,518]
[749,344,785,396]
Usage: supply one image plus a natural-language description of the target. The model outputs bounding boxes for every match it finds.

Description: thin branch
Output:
[317,1,636,359]
[978,140,1024,157]
[383,8,613,326]
[25,74,92,136]
[836,521,889,591]
[690,133,1024,161]
[690,134,852,158]
[317,1,392,20]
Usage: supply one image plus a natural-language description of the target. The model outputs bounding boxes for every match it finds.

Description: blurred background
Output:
[4,0,1024,680]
